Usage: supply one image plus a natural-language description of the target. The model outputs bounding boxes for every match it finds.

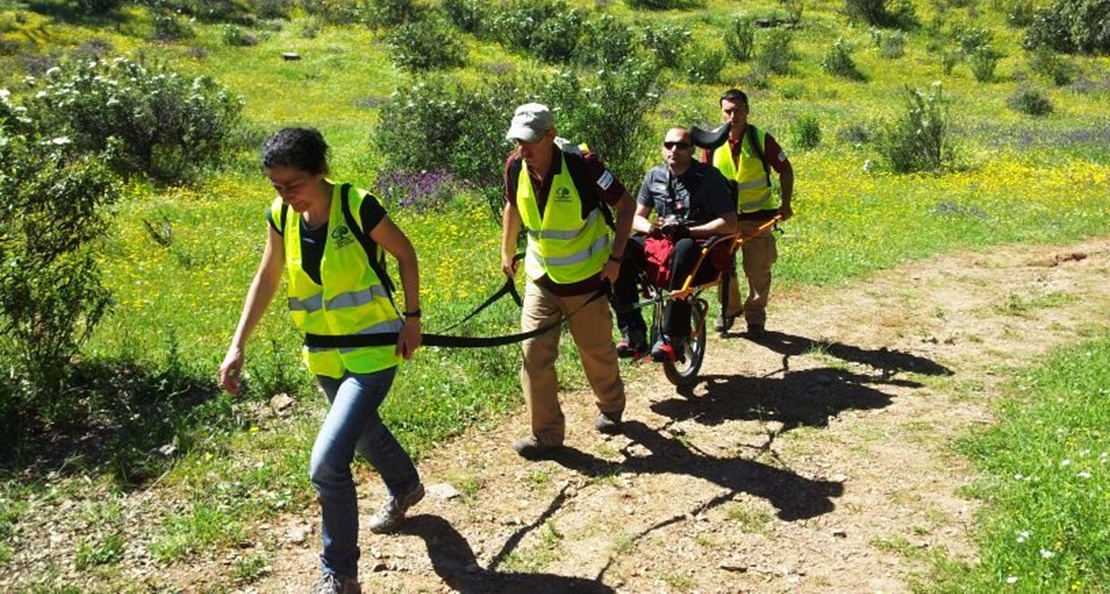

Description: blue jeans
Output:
[310,366,419,579]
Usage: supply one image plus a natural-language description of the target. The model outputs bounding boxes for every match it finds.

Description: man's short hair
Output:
[719,89,749,107]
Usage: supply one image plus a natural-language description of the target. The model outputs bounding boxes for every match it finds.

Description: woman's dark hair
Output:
[719,88,749,107]
[261,127,329,175]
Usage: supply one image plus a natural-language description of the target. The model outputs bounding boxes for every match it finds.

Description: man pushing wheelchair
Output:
[611,127,737,362]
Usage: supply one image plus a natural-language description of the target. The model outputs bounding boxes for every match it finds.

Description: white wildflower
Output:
[1061,459,1072,467]
[1040,549,1056,559]
[1077,472,1091,479]
[1006,576,1018,584]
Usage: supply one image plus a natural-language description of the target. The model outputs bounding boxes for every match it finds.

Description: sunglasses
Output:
[663,141,692,150]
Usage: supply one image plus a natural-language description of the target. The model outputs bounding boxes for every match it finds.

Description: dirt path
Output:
[187,238,1110,592]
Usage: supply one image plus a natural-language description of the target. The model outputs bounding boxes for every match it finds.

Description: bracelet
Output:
[402,309,422,319]
[608,253,623,262]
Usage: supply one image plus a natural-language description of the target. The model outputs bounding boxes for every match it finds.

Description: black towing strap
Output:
[304,285,608,350]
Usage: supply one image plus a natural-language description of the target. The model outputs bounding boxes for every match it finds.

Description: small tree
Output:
[0,92,120,422]
[24,56,242,183]
[876,83,950,173]
[724,16,756,61]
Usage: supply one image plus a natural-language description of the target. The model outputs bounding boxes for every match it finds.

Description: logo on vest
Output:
[331,225,355,249]
[554,186,572,203]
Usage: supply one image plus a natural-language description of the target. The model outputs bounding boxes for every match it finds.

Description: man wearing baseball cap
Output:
[500,102,637,459]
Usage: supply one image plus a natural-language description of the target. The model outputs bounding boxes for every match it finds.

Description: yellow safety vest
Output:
[271,183,402,378]
[711,127,776,213]
[516,154,611,284]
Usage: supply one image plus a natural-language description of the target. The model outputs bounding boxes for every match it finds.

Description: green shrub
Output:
[490,1,584,62]
[683,45,727,84]
[953,25,993,54]
[442,0,488,33]
[1007,85,1054,115]
[0,95,120,423]
[625,0,702,9]
[724,16,756,62]
[1028,47,1075,85]
[969,45,1003,81]
[78,0,124,14]
[837,120,872,145]
[300,0,370,25]
[1022,0,1110,54]
[373,75,519,189]
[757,28,794,75]
[221,24,259,47]
[150,10,195,41]
[23,56,243,183]
[880,30,906,58]
[366,0,422,28]
[1004,0,1035,26]
[792,113,822,149]
[578,13,635,67]
[876,83,950,173]
[385,18,466,71]
[641,23,691,69]
[845,0,917,27]
[781,0,805,25]
[822,38,867,80]
[940,49,961,74]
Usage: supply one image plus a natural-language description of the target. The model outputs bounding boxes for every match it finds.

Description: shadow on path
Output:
[736,330,953,379]
[400,514,614,594]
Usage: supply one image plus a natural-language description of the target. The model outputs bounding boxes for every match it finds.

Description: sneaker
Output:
[367,483,425,534]
[594,410,623,435]
[651,335,687,363]
[714,313,737,334]
[512,435,560,460]
[615,330,647,358]
[746,323,765,339]
[313,574,361,594]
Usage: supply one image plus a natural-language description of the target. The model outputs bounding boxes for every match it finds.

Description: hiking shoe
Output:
[714,313,737,334]
[746,323,765,339]
[512,435,560,460]
[615,330,647,358]
[367,482,425,534]
[594,410,623,435]
[313,574,361,594]
[650,336,685,363]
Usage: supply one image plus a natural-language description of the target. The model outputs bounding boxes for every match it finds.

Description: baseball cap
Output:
[506,103,554,143]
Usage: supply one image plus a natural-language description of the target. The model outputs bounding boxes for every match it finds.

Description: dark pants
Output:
[612,236,719,339]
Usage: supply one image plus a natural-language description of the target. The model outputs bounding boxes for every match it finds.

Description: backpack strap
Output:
[339,183,397,303]
[745,124,772,186]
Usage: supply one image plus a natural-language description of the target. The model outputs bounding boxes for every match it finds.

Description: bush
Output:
[78,0,124,14]
[300,0,370,25]
[151,10,195,41]
[490,1,583,61]
[366,0,422,28]
[1005,0,1036,27]
[880,30,906,58]
[876,82,950,173]
[845,0,917,27]
[221,24,259,47]
[22,57,242,183]
[1022,0,1110,54]
[577,13,635,67]
[625,0,701,8]
[822,38,867,80]
[373,75,520,190]
[385,18,466,71]
[969,45,1003,81]
[442,0,488,33]
[0,95,120,422]
[1007,85,1054,115]
[683,46,727,84]
[757,28,795,75]
[1028,47,1076,85]
[724,16,756,62]
[792,113,822,149]
[641,23,691,69]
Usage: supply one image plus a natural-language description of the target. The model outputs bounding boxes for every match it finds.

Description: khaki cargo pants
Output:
[719,219,778,328]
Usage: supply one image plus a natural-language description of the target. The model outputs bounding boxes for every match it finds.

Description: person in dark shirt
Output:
[612,127,737,362]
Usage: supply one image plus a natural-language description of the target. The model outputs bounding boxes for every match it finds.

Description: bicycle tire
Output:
[664,298,708,387]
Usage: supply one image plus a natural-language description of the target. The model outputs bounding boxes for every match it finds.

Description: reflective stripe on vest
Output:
[272,183,401,378]
[711,127,777,213]
[516,154,611,284]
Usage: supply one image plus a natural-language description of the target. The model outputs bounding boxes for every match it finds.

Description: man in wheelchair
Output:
[612,127,737,362]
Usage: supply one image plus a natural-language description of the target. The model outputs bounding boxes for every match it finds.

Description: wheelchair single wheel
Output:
[663,298,708,387]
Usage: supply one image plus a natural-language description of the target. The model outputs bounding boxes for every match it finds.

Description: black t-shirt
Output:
[265,191,386,285]
[636,161,733,226]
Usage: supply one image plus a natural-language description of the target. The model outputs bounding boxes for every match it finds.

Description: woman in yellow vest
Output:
[218,128,423,594]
